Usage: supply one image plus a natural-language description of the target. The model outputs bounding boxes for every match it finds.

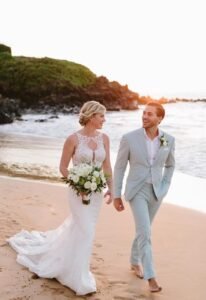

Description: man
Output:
[113,102,175,293]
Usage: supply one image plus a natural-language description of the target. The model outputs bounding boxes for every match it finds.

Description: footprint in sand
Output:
[31,273,39,280]
[88,296,101,300]
[11,219,19,224]
[41,283,67,296]
[137,295,147,299]
[92,253,104,262]
[95,257,104,262]
[114,296,146,300]
[125,291,148,299]
[113,297,131,300]
[94,271,105,276]
[109,280,127,286]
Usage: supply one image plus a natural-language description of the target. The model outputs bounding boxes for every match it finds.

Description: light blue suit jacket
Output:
[114,128,175,201]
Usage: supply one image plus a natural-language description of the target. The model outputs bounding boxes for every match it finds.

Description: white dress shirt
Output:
[144,129,161,183]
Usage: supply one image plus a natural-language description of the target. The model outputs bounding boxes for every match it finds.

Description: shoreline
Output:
[0,175,206,299]
[0,169,61,183]
[0,169,205,214]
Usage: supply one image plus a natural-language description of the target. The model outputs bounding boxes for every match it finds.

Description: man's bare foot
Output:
[131,264,144,279]
[148,278,162,293]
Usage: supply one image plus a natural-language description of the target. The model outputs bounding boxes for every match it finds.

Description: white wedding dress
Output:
[7,132,106,296]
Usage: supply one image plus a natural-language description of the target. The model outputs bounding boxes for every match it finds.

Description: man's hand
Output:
[113,197,125,212]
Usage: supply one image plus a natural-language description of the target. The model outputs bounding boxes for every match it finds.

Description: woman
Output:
[8,101,113,296]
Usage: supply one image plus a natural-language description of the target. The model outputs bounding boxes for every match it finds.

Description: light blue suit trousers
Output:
[129,183,163,280]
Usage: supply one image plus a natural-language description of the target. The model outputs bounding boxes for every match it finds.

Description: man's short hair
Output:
[147,102,165,119]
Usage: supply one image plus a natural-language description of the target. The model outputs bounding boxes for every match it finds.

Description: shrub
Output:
[0,44,11,55]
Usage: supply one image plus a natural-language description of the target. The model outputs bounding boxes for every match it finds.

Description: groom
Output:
[113,102,175,292]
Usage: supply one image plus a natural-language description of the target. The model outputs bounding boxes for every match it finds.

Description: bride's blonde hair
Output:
[79,101,106,126]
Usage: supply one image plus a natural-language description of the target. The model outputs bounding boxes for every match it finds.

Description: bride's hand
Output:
[104,190,113,204]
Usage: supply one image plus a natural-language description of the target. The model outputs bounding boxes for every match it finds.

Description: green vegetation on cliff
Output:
[0,44,140,124]
[0,46,96,104]
[0,44,11,55]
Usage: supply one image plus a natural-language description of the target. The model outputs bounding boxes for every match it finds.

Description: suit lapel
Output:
[153,131,167,164]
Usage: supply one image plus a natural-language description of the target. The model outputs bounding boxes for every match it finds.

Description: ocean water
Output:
[1,101,206,213]
[0,102,205,180]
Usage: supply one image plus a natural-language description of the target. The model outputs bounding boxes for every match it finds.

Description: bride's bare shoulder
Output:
[102,133,110,144]
[64,133,78,146]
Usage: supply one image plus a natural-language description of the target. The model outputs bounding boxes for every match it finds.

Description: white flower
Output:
[91,176,96,182]
[160,135,168,147]
[90,182,97,191]
[79,165,92,177]
[93,171,100,177]
[72,175,79,183]
[84,181,91,189]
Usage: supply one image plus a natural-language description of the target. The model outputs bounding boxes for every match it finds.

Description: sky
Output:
[1,0,206,99]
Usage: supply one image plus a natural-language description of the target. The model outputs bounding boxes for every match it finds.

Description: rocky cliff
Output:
[0,44,139,124]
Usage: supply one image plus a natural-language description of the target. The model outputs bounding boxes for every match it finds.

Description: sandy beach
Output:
[0,175,206,300]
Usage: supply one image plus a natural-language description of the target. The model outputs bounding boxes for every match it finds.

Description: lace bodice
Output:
[73,132,106,166]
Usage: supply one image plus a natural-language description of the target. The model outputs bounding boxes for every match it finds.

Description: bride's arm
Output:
[59,134,76,178]
[102,134,113,204]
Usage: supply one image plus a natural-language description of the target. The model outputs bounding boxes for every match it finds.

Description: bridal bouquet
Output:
[62,163,107,205]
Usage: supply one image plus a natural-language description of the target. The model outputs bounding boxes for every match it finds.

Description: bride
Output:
[7,100,113,296]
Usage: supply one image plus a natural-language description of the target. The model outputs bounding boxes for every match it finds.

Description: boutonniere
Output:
[159,134,168,147]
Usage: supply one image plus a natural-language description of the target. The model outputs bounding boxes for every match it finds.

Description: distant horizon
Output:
[2,47,204,101]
